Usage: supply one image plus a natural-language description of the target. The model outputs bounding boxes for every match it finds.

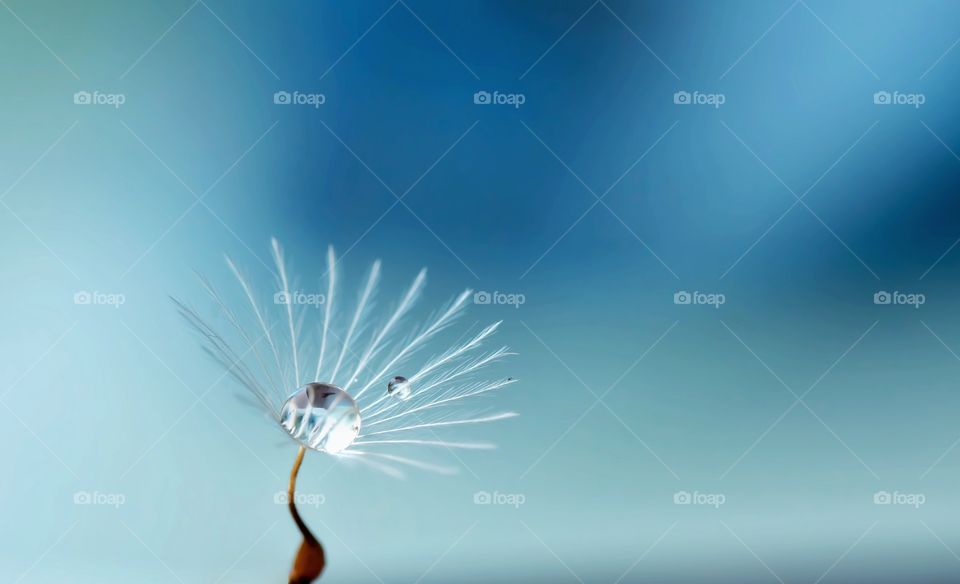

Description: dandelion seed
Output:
[176,239,518,583]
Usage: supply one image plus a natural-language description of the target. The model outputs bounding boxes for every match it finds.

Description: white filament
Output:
[271,238,300,387]
[314,246,336,382]
[331,260,380,383]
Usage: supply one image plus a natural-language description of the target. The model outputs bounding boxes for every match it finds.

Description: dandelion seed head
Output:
[176,240,518,476]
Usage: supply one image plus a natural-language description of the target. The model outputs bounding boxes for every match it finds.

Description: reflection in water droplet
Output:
[280,383,360,453]
[387,375,412,401]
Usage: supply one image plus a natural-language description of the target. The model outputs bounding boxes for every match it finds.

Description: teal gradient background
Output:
[3,1,960,582]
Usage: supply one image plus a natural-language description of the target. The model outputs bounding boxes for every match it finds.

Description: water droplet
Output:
[387,375,412,401]
[280,383,360,453]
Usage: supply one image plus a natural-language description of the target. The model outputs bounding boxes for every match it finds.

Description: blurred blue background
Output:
[3,0,960,582]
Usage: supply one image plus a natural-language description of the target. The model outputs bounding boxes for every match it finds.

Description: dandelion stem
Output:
[288,445,325,584]
[288,446,313,543]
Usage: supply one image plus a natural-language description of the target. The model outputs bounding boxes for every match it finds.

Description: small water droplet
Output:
[280,383,360,453]
[387,375,412,401]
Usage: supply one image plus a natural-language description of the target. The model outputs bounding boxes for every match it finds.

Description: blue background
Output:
[3,1,960,582]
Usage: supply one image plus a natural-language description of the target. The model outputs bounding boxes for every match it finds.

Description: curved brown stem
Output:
[288,445,325,584]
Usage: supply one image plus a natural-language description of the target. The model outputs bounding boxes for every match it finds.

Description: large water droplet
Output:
[280,383,360,453]
[387,375,412,401]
